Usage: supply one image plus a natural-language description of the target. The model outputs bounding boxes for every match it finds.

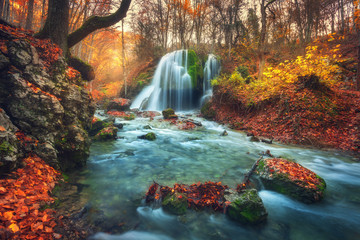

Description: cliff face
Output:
[0,26,95,174]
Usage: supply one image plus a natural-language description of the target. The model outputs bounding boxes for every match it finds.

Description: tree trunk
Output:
[25,0,35,30]
[339,0,345,33]
[357,30,360,90]
[67,0,131,49]
[3,0,9,21]
[36,0,69,53]
[258,0,267,80]
[122,19,127,97]
[0,0,4,18]
[41,0,46,27]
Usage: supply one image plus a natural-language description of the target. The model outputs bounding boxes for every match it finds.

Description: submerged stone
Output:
[256,158,326,203]
[162,192,188,215]
[225,189,267,224]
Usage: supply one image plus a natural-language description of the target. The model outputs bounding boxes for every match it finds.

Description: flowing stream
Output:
[72,112,360,240]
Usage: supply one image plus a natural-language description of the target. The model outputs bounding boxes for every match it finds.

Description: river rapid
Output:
[75,111,360,240]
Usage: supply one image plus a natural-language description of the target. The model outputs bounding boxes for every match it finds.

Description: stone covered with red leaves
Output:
[257,158,326,203]
[145,181,268,224]
[0,24,95,172]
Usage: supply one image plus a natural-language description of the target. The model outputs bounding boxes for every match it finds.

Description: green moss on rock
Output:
[138,132,156,141]
[226,189,267,224]
[94,127,118,141]
[257,158,327,203]
[162,108,176,119]
[162,192,188,215]
[0,141,14,155]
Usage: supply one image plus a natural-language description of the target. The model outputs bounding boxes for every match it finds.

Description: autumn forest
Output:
[0,0,360,239]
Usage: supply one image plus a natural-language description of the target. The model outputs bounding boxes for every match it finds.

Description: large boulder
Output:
[106,98,131,111]
[94,127,118,141]
[162,108,177,119]
[225,189,267,224]
[0,35,95,172]
[0,109,21,174]
[162,192,188,215]
[256,158,326,203]
[89,117,115,136]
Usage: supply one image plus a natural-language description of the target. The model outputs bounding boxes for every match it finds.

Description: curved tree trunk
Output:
[67,0,131,49]
[35,0,132,81]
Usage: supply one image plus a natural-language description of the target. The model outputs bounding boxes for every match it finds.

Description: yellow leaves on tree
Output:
[0,155,62,239]
[215,43,343,105]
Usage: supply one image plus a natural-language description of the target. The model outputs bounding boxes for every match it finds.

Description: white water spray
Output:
[130,50,193,111]
[200,54,220,106]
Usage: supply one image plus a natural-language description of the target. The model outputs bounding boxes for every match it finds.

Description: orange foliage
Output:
[0,156,62,239]
[65,67,81,82]
[25,81,61,101]
[265,158,322,190]
[146,181,228,211]
[0,24,62,70]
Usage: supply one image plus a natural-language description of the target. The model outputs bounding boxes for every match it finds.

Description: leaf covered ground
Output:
[0,156,62,239]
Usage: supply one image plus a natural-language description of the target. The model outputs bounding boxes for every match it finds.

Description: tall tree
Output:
[258,0,277,80]
[0,0,4,18]
[36,0,132,55]
[25,0,35,30]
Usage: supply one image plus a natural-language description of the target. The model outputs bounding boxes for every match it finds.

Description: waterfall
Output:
[130,50,193,111]
[200,54,220,106]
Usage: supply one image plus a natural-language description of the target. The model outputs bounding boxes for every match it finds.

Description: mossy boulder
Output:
[201,102,216,120]
[162,192,188,215]
[225,189,267,224]
[89,117,115,136]
[138,132,156,141]
[256,158,326,203]
[162,108,177,119]
[94,127,118,141]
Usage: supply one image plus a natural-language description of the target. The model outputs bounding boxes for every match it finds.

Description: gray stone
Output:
[0,53,10,70]
[0,109,20,174]
[7,40,33,68]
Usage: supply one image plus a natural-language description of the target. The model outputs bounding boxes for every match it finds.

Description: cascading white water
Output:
[200,54,220,106]
[131,50,193,111]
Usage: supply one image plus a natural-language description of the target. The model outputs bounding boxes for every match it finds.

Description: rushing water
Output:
[131,50,193,111]
[77,112,360,240]
[200,54,220,106]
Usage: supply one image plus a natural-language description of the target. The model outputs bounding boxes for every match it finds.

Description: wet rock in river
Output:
[138,132,156,141]
[162,192,188,215]
[162,108,178,119]
[93,127,118,141]
[250,136,260,142]
[256,158,326,203]
[220,130,228,136]
[89,117,115,136]
[225,189,267,224]
[143,125,152,130]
